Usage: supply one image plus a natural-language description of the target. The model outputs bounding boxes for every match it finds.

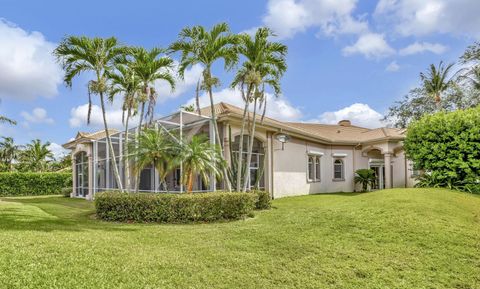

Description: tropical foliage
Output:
[54,36,127,191]
[354,169,377,192]
[176,134,224,192]
[404,106,480,192]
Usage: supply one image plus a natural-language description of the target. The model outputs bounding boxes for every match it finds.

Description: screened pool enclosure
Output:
[73,109,267,197]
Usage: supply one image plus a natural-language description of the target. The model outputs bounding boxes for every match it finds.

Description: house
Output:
[63,102,415,200]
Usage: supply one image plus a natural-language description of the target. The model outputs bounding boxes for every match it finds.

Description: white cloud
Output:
[155,62,203,103]
[399,41,448,56]
[342,33,395,59]
[48,142,69,160]
[374,0,480,38]
[385,61,400,72]
[0,19,62,100]
[69,99,139,129]
[311,103,384,128]
[185,88,302,121]
[262,0,368,39]
[20,107,54,125]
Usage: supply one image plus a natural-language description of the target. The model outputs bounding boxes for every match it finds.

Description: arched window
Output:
[333,159,344,180]
[315,157,321,180]
[307,156,314,181]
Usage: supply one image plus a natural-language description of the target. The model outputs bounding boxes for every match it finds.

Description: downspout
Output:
[404,154,408,188]
[270,132,275,199]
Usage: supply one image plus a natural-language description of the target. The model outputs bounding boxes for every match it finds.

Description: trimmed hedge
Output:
[252,190,271,210]
[95,192,257,223]
[0,172,72,197]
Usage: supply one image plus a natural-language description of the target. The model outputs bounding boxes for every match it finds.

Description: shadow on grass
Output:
[0,197,139,233]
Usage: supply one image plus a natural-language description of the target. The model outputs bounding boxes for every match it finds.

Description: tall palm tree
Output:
[169,22,239,191]
[232,27,287,192]
[20,139,53,172]
[127,128,175,192]
[176,134,224,192]
[420,61,454,111]
[108,63,142,191]
[54,36,126,191]
[130,47,176,126]
[0,137,21,171]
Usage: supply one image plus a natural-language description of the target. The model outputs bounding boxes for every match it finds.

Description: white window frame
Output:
[307,154,322,183]
[333,159,345,181]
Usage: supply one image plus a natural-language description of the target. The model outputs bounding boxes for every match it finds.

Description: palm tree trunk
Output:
[124,108,131,192]
[236,93,251,191]
[242,97,258,192]
[187,171,194,192]
[435,94,442,111]
[99,92,124,192]
[196,79,202,116]
[207,85,232,192]
[134,101,146,193]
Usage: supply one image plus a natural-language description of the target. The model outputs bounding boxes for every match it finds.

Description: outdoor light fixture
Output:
[275,133,290,150]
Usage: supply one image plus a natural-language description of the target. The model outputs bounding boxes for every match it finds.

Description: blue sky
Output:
[0,0,478,157]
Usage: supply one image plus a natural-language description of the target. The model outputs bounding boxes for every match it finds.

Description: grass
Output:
[0,189,479,289]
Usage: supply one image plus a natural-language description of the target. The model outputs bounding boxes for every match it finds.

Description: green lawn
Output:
[0,189,479,289]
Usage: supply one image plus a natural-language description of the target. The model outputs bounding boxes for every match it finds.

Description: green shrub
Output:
[251,190,271,209]
[95,192,256,223]
[61,187,72,197]
[0,172,72,197]
[405,107,480,189]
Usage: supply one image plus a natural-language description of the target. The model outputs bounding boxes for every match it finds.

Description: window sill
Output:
[307,180,321,183]
[332,178,345,182]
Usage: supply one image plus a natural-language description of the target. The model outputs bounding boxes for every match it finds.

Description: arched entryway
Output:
[231,135,265,190]
[74,151,89,197]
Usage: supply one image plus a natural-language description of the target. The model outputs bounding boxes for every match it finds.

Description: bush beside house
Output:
[95,191,260,223]
[0,172,72,197]
[404,106,480,193]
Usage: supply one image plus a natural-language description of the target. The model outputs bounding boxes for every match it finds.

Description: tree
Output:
[130,47,176,126]
[176,134,224,192]
[383,85,480,128]
[354,169,376,192]
[420,61,455,111]
[232,27,287,192]
[404,106,480,188]
[127,128,175,192]
[0,137,21,171]
[19,139,53,172]
[0,99,16,126]
[108,63,142,191]
[169,23,239,191]
[54,36,126,191]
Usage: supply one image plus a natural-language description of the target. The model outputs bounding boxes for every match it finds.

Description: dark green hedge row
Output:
[95,192,257,223]
[0,172,72,197]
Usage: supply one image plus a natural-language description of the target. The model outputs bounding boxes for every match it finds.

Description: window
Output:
[308,156,314,181]
[333,159,344,180]
[307,155,321,182]
[315,157,321,180]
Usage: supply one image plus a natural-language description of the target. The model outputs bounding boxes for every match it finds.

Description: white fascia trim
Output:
[308,150,324,156]
[332,153,348,158]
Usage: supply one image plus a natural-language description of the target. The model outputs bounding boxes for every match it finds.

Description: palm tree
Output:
[108,63,142,191]
[20,139,53,172]
[458,65,480,91]
[169,22,239,191]
[176,134,224,192]
[54,36,126,191]
[127,128,175,192]
[420,61,454,111]
[0,137,21,171]
[0,99,16,126]
[232,27,287,192]
[354,169,377,192]
[130,47,176,126]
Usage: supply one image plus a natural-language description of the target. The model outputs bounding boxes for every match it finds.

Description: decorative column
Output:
[384,153,392,189]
